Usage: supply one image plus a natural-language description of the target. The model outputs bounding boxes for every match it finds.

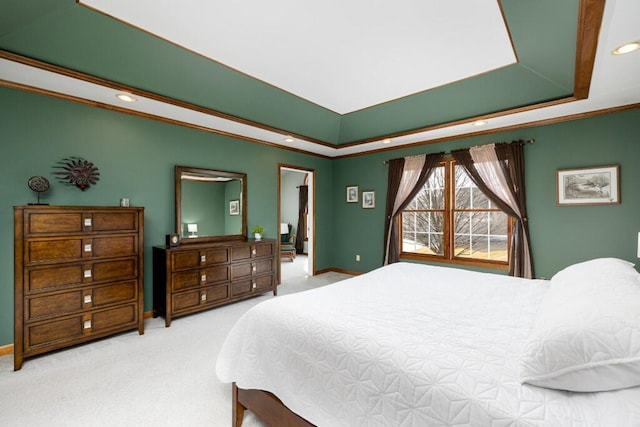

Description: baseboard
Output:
[314,267,361,276]
[144,310,154,319]
[0,343,14,356]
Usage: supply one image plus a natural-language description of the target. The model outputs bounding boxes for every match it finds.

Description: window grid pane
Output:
[453,210,508,261]
[400,160,509,264]
[401,211,444,256]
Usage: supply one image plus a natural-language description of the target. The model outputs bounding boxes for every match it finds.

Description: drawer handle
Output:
[84,243,92,253]
[83,320,91,329]
[252,264,257,272]
[201,293,207,301]
[84,269,92,278]
[83,295,92,304]
[201,274,206,282]
[84,218,92,227]
[252,282,257,290]
[252,249,257,255]
[201,255,206,263]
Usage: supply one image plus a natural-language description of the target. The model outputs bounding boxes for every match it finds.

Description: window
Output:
[400,158,511,268]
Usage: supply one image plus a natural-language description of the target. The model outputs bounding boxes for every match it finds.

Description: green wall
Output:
[0,86,334,347]
[1,83,638,349]
[332,108,640,277]
[181,180,226,237]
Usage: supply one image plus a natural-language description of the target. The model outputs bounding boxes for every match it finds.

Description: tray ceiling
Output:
[79,0,517,114]
[0,0,638,157]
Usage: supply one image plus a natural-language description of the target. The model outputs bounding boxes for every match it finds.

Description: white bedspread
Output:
[216,262,640,426]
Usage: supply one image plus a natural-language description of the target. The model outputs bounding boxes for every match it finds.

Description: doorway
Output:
[278,164,314,283]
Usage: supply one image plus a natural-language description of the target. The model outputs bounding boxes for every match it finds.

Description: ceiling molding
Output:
[0,49,333,149]
[335,96,578,148]
[0,75,333,159]
[574,0,607,99]
[334,103,640,160]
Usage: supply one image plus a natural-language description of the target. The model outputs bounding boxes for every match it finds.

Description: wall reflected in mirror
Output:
[176,166,247,243]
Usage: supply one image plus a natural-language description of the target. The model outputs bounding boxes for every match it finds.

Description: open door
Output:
[278,164,314,283]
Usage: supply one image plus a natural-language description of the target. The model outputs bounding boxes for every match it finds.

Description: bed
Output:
[216,260,640,426]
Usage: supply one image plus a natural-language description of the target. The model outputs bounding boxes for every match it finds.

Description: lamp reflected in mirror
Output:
[175,165,247,244]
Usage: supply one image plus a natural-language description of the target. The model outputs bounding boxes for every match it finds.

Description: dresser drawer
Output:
[171,270,201,292]
[27,264,83,292]
[27,239,82,264]
[91,211,139,233]
[91,258,137,283]
[231,242,274,262]
[231,274,274,297]
[26,235,137,264]
[25,280,137,321]
[171,265,229,292]
[253,242,274,258]
[170,247,230,270]
[172,284,230,313]
[24,303,137,352]
[230,259,273,280]
[92,280,137,307]
[92,304,137,332]
[26,316,84,349]
[26,290,83,321]
[26,211,139,236]
[90,235,137,258]
[28,212,84,235]
[26,258,137,293]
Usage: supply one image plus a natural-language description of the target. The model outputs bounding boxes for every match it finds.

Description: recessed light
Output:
[283,136,295,143]
[382,138,393,144]
[472,120,488,127]
[116,93,137,102]
[612,41,640,55]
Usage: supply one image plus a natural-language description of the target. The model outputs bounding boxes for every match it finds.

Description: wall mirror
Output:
[175,165,247,243]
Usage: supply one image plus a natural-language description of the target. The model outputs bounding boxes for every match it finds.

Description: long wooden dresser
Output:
[153,239,276,326]
[13,206,144,370]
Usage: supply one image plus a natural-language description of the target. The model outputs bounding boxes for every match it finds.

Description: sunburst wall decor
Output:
[53,157,100,191]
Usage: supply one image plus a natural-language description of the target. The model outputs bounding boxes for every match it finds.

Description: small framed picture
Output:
[556,165,620,206]
[362,190,375,209]
[229,199,240,215]
[346,185,359,203]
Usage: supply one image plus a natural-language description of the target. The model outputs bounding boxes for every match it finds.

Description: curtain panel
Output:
[383,152,445,265]
[451,141,534,278]
[296,185,308,254]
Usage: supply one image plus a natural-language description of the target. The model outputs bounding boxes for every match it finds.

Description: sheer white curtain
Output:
[383,155,425,265]
[469,144,520,213]
[466,144,533,278]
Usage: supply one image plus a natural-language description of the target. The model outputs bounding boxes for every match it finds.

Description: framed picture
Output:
[229,199,240,215]
[346,185,359,203]
[362,190,375,209]
[556,165,620,206]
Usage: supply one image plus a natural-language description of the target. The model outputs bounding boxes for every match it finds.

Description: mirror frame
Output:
[175,165,247,244]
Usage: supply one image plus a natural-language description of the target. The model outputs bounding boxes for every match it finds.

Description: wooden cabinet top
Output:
[15,206,144,236]
[154,238,275,253]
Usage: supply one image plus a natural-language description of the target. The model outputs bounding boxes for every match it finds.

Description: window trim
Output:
[399,157,512,270]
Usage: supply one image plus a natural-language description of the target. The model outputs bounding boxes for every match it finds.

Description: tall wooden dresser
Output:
[14,206,144,370]
[153,239,275,326]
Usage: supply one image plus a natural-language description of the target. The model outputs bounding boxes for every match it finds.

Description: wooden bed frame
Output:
[232,383,314,427]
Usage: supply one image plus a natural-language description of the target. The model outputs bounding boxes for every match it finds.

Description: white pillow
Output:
[519,258,640,392]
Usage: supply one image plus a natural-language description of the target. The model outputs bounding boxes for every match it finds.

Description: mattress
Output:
[216,262,640,426]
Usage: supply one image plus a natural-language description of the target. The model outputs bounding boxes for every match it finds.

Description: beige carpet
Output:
[0,257,350,427]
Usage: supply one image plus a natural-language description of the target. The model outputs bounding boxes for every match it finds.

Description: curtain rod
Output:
[382,138,535,164]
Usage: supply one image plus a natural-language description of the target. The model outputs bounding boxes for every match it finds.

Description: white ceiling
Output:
[0,0,638,157]
[80,0,517,114]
